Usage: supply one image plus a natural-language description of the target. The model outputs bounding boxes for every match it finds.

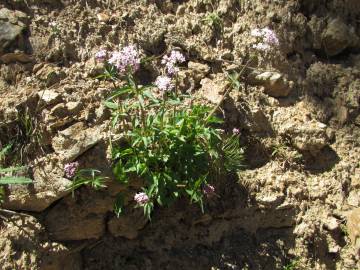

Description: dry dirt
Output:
[0,0,360,269]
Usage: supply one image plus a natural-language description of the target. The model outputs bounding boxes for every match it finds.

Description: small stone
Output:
[256,193,284,207]
[348,191,360,207]
[337,106,348,125]
[97,13,110,23]
[38,90,62,105]
[66,101,82,114]
[328,244,341,254]
[323,217,339,231]
[188,61,210,75]
[50,103,69,118]
[0,52,33,63]
[251,71,293,98]
[347,208,360,255]
[351,169,360,188]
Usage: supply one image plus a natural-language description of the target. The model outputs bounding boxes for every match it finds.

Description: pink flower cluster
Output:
[203,184,215,197]
[155,75,174,92]
[64,162,79,178]
[95,49,108,62]
[134,192,149,205]
[251,27,279,51]
[161,50,185,76]
[107,45,141,74]
[232,128,240,135]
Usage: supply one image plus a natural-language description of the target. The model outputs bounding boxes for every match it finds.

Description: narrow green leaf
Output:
[0,176,32,185]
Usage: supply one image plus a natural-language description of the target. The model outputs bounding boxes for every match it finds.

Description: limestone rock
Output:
[323,217,339,232]
[0,8,28,53]
[38,89,62,105]
[0,214,82,270]
[108,207,148,239]
[322,18,359,56]
[347,208,360,255]
[348,190,360,207]
[256,192,285,207]
[45,189,114,241]
[35,64,66,87]
[3,155,72,212]
[250,71,293,98]
[188,61,210,83]
[273,104,329,155]
[199,74,229,104]
[52,123,103,162]
[66,101,82,114]
[250,108,272,133]
[0,52,33,63]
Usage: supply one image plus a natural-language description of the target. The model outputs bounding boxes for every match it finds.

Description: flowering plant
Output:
[98,46,243,219]
[251,27,279,51]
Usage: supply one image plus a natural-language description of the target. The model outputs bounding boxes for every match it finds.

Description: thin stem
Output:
[128,73,146,130]
[205,58,253,122]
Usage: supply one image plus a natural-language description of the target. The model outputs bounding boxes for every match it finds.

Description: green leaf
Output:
[0,143,12,160]
[114,193,125,217]
[103,101,119,110]
[108,87,132,100]
[0,166,27,173]
[0,176,32,185]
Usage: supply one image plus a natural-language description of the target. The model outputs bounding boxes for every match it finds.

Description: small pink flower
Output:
[161,51,185,76]
[155,75,174,92]
[108,45,141,74]
[251,27,279,51]
[134,192,149,205]
[95,49,108,62]
[232,128,240,135]
[64,162,79,178]
[203,184,215,197]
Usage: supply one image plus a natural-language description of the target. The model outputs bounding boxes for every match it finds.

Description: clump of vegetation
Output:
[95,46,244,219]
[203,11,223,32]
[283,259,299,270]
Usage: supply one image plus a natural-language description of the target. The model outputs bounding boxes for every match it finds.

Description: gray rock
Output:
[322,18,359,56]
[0,8,28,53]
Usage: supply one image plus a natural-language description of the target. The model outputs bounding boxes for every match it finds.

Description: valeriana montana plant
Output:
[97,45,244,219]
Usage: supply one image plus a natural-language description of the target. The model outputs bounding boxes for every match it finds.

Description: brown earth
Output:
[0,0,360,269]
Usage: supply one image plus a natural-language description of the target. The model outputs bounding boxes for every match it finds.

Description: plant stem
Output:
[205,58,253,122]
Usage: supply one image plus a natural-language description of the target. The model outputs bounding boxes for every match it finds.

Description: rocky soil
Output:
[0,0,359,269]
